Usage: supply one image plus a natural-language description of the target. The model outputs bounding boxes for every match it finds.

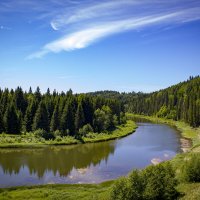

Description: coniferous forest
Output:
[0,76,199,138]
[0,87,124,137]
[90,76,200,127]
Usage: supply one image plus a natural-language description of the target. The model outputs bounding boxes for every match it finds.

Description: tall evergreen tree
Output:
[14,86,27,114]
[0,111,4,133]
[3,103,20,134]
[60,100,75,136]
[75,103,85,132]
[50,104,59,132]
[32,101,49,131]
[23,99,37,132]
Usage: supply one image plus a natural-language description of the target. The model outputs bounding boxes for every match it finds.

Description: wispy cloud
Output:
[17,0,200,59]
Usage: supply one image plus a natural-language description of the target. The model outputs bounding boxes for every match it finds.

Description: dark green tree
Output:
[32,101,49,132]
[3,103,21,134]
[60,100,75,136]
[50,104,59,132]
[75,103,85,132]
[0,111,4,133]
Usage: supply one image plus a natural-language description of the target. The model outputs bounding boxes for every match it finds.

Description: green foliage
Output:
[50,105,59,132]
[75,103,85,132]
[157,105,169,118]
[34,129,55,140]
[3,103,21,134]
[0,111,4,133]
[79,124,93,136]
[110,163,178,200]
[126,76,200,127]
[181,153,200,182]
[110,177,129,200]
[32,101,49,132]
[60,100,75,136]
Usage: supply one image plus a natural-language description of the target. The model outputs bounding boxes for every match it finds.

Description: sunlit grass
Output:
[0,120,137,148]
[0,181,114,200]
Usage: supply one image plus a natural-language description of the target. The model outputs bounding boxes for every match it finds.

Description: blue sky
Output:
[0,0,200,93]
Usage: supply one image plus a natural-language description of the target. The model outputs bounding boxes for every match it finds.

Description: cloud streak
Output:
[25,0,200,59]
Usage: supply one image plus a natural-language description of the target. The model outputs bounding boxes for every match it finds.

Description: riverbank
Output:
[0,116,199,199]
[0,181,113,200]
[0,120,137,148]
[126,113,200,152]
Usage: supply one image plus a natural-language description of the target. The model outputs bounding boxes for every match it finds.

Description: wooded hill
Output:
[89,76,200,127]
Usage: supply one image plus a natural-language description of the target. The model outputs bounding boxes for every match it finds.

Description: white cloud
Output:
[26,0,200,59]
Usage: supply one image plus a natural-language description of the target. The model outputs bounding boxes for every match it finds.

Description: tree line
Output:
[0,87,125,137]
[89,76,200,127]
[124,76,200,127]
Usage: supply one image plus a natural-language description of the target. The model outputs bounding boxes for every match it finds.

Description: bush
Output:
[127,170,144,200]
[79,124,94,136]
[110,177,129,200]
[34,129,55,140]
[141,163,178,200]
[182,153,200,182]
[110,163,178,200]
[53,130,62,137]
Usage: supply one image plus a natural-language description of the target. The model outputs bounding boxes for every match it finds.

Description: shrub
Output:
[79,124,94,136]
[53,130,62,137]
[127,170,144,200]
[110,163,178,200]
[182,153,200,182]
[34,129,55,140]
[141,163,178,200]
[110,177,129,200]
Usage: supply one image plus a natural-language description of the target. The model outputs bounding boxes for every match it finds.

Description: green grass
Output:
[82,120,137,143]
[0,120,137,148]
[177,183,200,200]
[126,113,200,151]
[0,181,114,200]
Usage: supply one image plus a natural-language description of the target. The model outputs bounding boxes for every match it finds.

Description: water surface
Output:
[0,123,181,187]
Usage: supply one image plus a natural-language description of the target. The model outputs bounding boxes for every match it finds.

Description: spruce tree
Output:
[24,100,37,132]
[60,100,75,136]
[50,104,59,132]
[75,103,85,132]
[32,101,49,132]
[3,103,20,134]
[0,111,4,133]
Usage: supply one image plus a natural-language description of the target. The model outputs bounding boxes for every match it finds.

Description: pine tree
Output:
[34,86,41,102]
[32,101,49,132]
[14,86,27,114]
[60,100,75,136]
[75,103,85,132]
[23,100,37,132]
[3,103,20,134]
[0,111,4,133]
[50,104,59,132]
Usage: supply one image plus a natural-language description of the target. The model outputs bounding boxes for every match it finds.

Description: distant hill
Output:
[88,76,200,127]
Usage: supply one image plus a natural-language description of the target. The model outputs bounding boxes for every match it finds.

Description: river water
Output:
[0,122,181,187]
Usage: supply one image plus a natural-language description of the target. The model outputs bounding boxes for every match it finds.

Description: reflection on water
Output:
[0,123,181,187]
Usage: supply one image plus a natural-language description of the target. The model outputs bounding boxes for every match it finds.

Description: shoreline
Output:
[0,120,137,149]
[126,113,200,151]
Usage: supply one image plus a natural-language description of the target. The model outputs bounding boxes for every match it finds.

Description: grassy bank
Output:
[0,181,114,200]
[0,116,199,199]
[0,120,137,148]
[126,113,200,151]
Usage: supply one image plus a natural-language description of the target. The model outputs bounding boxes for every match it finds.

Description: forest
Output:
[0,76,199,138]
[0,87,125,138]
[90,76,200,127]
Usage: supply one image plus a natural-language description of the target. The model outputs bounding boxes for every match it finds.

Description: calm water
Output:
[0,123,181,188]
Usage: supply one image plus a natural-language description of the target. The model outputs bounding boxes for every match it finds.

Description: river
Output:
[0,122,181,187]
